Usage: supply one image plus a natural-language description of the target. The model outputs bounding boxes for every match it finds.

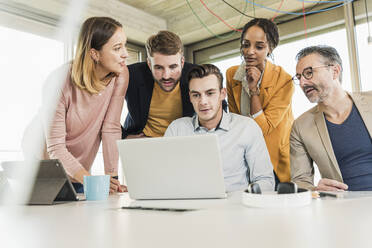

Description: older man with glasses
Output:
[290,45,372,191]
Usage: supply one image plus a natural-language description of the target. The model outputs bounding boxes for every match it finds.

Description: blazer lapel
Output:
[141,65,155,125]
[314,107,343,179]
[351,93,372,137]
[231,82,242,113]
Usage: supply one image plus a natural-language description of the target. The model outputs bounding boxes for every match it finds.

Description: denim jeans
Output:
[72,182,84,193]
[72,175,118,193]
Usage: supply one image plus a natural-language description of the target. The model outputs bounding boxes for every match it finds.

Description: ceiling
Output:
[118,0,327,45]
[1,0,341,46]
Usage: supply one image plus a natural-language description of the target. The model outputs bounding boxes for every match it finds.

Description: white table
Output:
[1,192,372,248]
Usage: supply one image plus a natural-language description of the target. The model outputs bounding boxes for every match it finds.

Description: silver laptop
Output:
[117,134,226,200]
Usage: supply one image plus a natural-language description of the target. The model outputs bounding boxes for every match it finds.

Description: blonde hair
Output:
[71,17,122,94]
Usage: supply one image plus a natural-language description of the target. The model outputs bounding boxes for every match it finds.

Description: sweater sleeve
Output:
[244,121,275,191]
[44,71,86,178]
[101,68,129,175]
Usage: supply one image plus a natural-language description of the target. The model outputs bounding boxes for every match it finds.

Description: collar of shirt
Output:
[192,110,230,132]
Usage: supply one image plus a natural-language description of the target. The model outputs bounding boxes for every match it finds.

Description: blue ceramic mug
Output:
[83,175,110,201]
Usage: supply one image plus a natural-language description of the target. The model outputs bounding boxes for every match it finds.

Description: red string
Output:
[199,0,242,32]
[271,0,285,21]
[302,0,308,38]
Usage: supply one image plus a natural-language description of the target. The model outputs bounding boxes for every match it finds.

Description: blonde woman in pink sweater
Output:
[43,17,129,193]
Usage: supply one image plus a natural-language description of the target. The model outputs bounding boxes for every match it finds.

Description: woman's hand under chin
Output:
[245,65,262,90]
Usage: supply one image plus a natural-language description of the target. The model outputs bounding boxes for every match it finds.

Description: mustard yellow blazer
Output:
[226,61,294,182]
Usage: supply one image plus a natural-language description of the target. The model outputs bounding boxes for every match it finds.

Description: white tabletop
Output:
[1,192,372,248]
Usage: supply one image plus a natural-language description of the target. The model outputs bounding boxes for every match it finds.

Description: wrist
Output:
[73,169,90,184]
[248,87,260,96]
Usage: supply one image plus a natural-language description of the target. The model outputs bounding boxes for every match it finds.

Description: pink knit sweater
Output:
[45,65,128,179]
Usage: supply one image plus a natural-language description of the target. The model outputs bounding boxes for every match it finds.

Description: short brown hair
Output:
[72,16,122,94]
[188,64,223,90]
[146,30,183,57]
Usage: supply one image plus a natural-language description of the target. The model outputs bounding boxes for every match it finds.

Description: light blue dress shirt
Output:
[164,111,274,192]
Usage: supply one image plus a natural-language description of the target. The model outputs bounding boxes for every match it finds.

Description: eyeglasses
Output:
[292,64,333,85]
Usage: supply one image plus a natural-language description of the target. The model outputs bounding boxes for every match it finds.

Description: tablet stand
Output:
[28,159,79,205]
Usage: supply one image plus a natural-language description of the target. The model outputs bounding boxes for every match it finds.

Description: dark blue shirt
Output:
[326,104,372,191]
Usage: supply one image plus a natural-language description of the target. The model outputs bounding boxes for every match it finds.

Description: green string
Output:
[253,0,256,17]
[185,0,248,39]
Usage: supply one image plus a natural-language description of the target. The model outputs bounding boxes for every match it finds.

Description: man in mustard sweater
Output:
[122,31,195,138]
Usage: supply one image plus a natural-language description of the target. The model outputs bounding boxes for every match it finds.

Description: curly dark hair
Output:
[240,18,279,56]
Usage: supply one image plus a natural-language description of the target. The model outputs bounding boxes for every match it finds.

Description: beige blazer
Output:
[290,91,372,190]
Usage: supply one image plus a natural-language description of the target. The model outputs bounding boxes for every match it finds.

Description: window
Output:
[0,25,64,162]
[356,21,372,91]
[213,56,241,88]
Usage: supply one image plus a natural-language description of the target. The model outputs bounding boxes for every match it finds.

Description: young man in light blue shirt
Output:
[164,64,274,192]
